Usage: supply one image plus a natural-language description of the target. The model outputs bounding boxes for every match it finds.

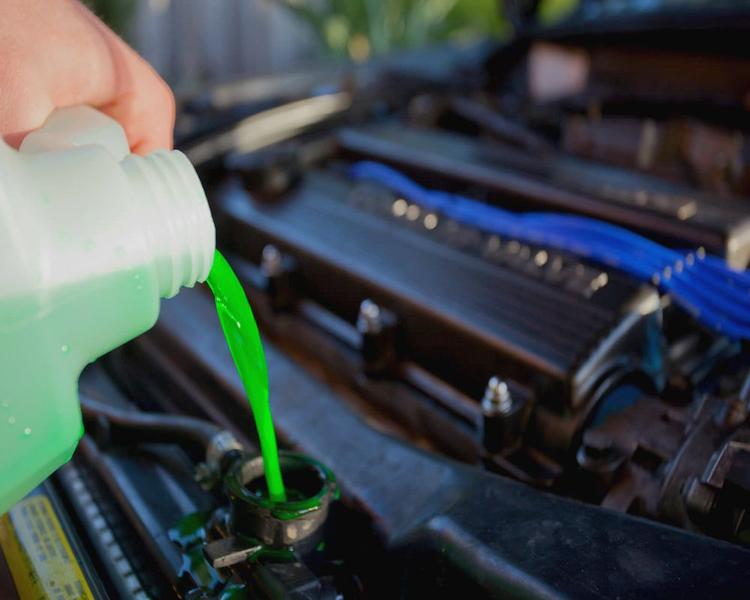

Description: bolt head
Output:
[261,244,283,276]
[358,299,383,334]
[483,376,512,415]
[684,478,716,516]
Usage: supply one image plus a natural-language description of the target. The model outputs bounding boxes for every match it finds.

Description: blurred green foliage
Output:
[537,0,579,24]
[279,0,511,60]
[81,0,579,65]
[82,0,136,35]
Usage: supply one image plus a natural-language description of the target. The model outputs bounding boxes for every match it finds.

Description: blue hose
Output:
[349,161,750,341]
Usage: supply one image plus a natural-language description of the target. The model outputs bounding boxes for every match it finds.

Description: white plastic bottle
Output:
[0,106,215,514]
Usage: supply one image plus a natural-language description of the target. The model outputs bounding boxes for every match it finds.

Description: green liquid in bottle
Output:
[206,251,286,502]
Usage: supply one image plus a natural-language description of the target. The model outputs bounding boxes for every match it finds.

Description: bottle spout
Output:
[122,150,216,298]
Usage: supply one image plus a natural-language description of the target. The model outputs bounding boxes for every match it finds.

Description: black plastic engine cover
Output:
[217,172,659,409]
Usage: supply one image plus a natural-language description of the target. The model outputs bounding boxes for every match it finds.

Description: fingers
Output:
[0,58,55,147]
[0,0,175,153]
[77,3,175,154]
[97,51,176,154]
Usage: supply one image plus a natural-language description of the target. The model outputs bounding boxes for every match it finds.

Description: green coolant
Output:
[206,251,286,502]
[0,265,162,514]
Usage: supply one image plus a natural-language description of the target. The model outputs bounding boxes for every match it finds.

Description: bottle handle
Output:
[19,106,130,161]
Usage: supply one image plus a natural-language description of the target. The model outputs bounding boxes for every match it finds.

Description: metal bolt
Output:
[684,478,716,516]
[358,299,383,334]
[261,244,283,276]
[482,376,512,415]
[203,536,262,569]
[206,430,243,471]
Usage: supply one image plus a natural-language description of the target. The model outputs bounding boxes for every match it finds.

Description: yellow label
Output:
[0,495,94,599]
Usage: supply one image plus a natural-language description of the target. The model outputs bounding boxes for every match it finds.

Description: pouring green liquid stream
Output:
[206,250,286,502]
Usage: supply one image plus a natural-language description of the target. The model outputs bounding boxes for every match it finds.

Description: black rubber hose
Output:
[80,395,222,454]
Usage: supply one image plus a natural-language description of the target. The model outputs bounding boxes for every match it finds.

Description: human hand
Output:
[0,0,174,154]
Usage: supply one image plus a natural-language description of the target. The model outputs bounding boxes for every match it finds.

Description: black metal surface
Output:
[74,436,213,591]
[120,287,750,599]
[217,172,656,409]
[532,0,750,41]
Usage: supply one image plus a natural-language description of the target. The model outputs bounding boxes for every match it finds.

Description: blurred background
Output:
[83,0,576,92]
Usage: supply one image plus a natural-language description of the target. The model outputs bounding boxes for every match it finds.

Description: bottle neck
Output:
[121,150,215,298]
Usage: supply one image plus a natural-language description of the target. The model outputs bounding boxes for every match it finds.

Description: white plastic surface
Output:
[0,107,215,514]
[20,106,130,160]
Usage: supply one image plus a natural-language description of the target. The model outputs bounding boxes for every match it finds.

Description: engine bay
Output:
[5,3,750,598]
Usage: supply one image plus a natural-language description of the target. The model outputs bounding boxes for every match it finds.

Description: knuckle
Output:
[155,77,176,118]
